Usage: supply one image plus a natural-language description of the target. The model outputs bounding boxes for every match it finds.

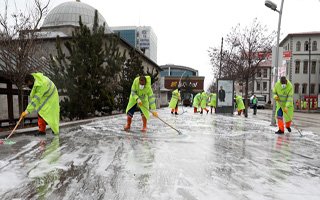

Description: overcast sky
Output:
[5,0,320,89]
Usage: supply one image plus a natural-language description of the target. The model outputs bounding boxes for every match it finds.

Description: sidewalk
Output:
[252,108,320,135]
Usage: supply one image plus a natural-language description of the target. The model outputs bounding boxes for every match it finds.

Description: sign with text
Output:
[138,29,150,49]
[164,78,204,90]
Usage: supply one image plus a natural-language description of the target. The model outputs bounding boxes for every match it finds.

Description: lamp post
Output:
[265,0,284,126]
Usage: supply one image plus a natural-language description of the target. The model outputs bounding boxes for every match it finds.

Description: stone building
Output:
[0,0,161,127]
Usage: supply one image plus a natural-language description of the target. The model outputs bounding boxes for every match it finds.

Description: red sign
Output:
[283,51,291,60]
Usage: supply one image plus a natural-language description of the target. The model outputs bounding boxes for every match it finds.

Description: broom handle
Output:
[6,116,24,140]
[141,104,182,135]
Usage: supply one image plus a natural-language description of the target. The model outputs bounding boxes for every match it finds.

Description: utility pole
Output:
[308,37,311,112]
[219,37,223,78]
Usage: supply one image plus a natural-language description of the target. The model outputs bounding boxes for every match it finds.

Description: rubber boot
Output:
[141,116,147,132]
[275,118,284,134]
[286,121,292,132]
[35,115,46,136]
[194,107,197,113]
[124,116,132,131]
[175,107,178,115]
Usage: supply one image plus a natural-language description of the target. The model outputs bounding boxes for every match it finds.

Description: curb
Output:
[0,113,124,139]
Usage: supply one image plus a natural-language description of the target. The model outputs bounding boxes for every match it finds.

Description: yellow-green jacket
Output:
[169,89,181,109]
[26,73,60,134]
[200,92,208,109]
[273,79,294,121]
[125,76,156,120]
[208,93,216,108]
[235,95,245,111]
[192,93,201,108]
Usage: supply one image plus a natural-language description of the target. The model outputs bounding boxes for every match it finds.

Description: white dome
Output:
[41,1,111,32]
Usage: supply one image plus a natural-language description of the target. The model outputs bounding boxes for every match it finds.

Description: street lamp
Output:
[265,0,284,126]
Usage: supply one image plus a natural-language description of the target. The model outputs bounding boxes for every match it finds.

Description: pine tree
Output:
[49,10,125,119]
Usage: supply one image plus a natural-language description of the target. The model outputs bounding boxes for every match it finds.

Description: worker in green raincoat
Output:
[234,95,245,115]
[169,87,181,115]
[273,76,294,134]
[200,91,209,114]
[192,92,202,113]
[124,75,158,132]
[208,93,216,114]
[21,73,60,135]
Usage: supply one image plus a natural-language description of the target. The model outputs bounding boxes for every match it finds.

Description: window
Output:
[256,82,261,91]
[263,69,268,78]
[303,61,308,74]
[295,60,300,74]
[311,61,316,74]
[256,69,261,78]
[296,41,301,51]
[310,84,315,94]
[304,41,309,51]
[263,82,267,91]
[302,83,307,94]
[312,41,317,51]
[294,83,299,94]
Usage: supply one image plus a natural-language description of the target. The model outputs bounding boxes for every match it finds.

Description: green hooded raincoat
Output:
[208,93,216,108]
[26,73,60,134]
[235,95,245,111]
[272,79,294,121]
[125,76,156,120]
[200,92,208,109]
[192,93,201,108]
[169,89,180,109]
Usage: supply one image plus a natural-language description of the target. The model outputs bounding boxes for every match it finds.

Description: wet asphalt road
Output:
[0,107,320,200]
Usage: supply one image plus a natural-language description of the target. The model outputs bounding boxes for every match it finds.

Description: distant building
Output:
[159,64,204,107]
[280,32,320,109]
[111,26,157,63]
[234,58,272,103]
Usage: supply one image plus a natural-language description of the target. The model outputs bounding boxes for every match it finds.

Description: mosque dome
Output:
[41,1,111,32]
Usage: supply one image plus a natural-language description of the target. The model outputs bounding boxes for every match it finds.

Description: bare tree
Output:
[0,0,50,117]
[209,18,276,117]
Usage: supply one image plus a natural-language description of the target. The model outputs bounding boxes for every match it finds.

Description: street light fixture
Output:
[265,0,284,126]
[265,0,278,11]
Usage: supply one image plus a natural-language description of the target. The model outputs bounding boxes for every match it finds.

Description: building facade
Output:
[111,26,157,63]
[280,32,320,109]
[0,1,162,126]
[233,60,272,104]
[253,60,272,103]
[159,64,204,107]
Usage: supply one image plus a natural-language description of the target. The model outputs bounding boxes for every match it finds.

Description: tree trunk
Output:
[244,79,249,118]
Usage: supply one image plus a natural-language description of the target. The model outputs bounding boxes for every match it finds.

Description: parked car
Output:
[249,95,267,109]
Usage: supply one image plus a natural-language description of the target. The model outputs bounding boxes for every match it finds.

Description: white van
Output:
[255,95,266,109]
